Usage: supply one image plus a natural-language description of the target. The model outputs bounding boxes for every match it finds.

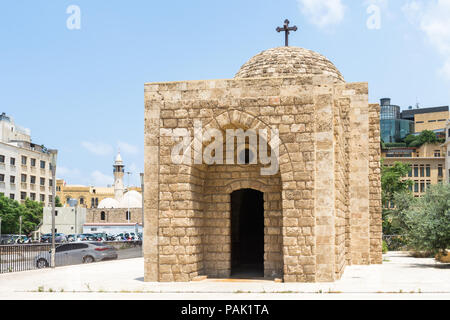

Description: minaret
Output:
[113,151,125,201]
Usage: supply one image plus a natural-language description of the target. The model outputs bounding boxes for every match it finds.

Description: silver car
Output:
[34,242,118,268]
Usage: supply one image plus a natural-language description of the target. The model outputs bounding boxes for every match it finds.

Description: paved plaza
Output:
[0,252,449,300]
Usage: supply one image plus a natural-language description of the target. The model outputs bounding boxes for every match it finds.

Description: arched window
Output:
[126,211,131,221]
[91,198,95,208]
[79,197,85,205]
[95,198,99,208]
[100,211,106,221]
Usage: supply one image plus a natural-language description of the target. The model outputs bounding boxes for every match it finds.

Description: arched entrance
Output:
[231,189,264,277]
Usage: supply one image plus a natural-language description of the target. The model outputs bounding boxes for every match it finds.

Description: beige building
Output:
[56,153,141,208]
[382,143,446,197]
[143,46,382,283]
[0,113,55,206]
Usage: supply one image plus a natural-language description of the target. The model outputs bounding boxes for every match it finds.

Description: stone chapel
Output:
[143,45,382,283]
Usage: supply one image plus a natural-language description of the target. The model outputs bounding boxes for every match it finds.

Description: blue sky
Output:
[1,0,449,186]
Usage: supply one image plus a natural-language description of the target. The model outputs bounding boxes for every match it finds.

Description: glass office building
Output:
[380,98,414,143]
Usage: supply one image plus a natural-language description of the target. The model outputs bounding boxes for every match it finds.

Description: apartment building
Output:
[0,113,55,206]
[382,143,446,197]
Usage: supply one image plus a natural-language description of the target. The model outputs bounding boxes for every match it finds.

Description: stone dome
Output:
[235,47,344,82]
[98,198,120,209]
[119,190,142,208]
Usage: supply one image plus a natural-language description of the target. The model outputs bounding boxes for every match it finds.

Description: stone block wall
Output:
[369,103,383,264]
[86,208,142,224]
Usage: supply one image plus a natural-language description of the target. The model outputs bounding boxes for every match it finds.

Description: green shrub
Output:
[382,241,389,254]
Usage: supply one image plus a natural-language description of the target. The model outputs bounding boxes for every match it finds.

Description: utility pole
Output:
[49,149,58,268]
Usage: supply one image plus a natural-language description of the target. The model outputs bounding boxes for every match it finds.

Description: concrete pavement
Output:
[0,252,449,299]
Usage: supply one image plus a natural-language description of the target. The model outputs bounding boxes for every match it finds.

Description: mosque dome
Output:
[119,190,142,208]
[98,198,120,209]
[235,46,344,82]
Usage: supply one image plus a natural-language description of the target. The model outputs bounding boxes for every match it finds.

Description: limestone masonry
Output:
[144,46,382,282]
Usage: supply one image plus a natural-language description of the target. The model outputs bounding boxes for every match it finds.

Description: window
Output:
[21,174,27,183]
[30,193,36,201]
[40,194,45,202]
[0,155,4,163]
[438,165,444,178]
[420,166,425,177]
[21,156,27,165]
[408,168,412,177]
[416,121,424,124]
[420,182,425,193]
[49,179,53,187]
[31,158,36,167]
[10,194,15,200]
[55,210,58,217]
[80,197,84,205]
[0,174,4,182]
[426,165,431,177]
[414,166,419,177]
[126,211,131,220]
[414,181,419,193]
[428,120,437,123]
[10,157,15,166]
[434,150,441,157]
[91,198,95,208]
[56,244,72,253]
[95,198,98,208]
[40,178,45,186]
[40,160,45,169]
[49,195,53,203]
[30,176,36,184]
[10,176,15,184]
[101,211,106,221]
[20,192,26,200]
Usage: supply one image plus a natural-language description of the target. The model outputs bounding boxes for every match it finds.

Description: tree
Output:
[381,160,413,236]
[55,196,63,208]
[381,160,413,204]
[405,130,442,148]
[0,195,43,235]
[402,184,450,255]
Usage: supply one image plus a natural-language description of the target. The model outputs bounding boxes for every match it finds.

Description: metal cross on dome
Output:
[276,19,298,47]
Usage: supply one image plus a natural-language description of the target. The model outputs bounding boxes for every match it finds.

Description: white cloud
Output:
[118,141,140,155]
[297,0,345,29]
[90,170,114,187]
[56,166,81,181]
[403,0,450,79]
[81,141,113,156]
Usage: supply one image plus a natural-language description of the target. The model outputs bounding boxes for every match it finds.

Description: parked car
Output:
[0,234,15,245]
[34,242,118,268]
[12,235,30,244]
[40,233,67,243]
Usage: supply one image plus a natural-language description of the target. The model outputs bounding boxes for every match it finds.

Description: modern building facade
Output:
[380,98,414,143]
[401,105,449,136]
[0,113,55,206]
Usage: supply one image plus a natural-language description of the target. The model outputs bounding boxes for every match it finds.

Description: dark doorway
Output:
[231,189,264,277]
